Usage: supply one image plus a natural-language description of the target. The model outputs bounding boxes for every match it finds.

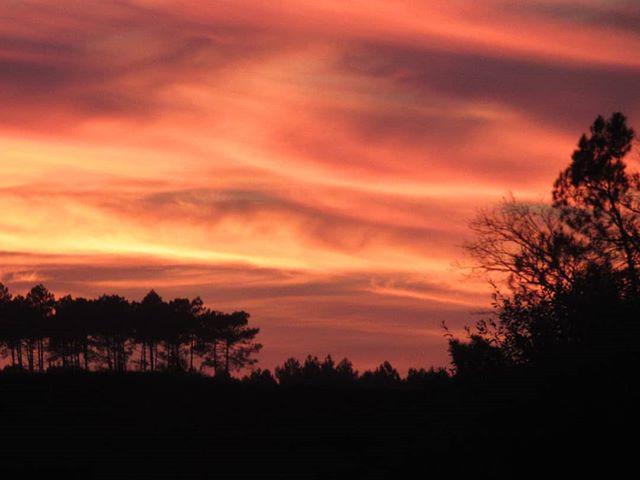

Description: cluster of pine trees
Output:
[0,284,261,374]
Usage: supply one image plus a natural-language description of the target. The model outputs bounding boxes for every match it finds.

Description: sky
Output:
[1,0,640,371]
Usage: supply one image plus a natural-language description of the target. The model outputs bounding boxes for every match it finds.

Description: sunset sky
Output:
[1,0,640,370]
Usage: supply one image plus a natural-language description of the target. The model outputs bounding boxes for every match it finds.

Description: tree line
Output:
[0,285,261,375]
[1,113,638,384]
[247,357,449,389]
[0,280,448,387]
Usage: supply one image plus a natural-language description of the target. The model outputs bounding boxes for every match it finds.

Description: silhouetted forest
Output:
[0,287,260,375]
[2,113,640,478]
[0,284,448,386]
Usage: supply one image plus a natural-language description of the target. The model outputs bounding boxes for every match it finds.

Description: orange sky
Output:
[1,0,640,370]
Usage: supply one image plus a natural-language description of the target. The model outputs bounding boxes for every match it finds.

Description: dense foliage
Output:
[455,112,640,373]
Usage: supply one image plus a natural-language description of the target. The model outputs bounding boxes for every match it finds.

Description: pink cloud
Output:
[0,0,638,369]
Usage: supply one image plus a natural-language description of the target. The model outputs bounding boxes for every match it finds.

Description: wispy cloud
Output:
[0,0,638,369]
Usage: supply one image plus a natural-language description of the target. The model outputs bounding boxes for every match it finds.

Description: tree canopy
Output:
[456,112,640,372]
[0,284,261,375]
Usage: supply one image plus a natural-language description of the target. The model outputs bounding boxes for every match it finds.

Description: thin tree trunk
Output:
[38,339,44,372]
[107,345,113,370]
[213,342,218,375]
[140,344,145,371]
[83,339,89,370]
[17,342,23,368]
[225,340,230,374]
[27,341,34,372]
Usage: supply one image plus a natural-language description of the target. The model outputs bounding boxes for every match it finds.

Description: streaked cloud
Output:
[0,0,638,370]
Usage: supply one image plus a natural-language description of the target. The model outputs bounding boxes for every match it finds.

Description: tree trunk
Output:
[17,342,23,368]
[140,343,146,371]
[83,339,89,371]
[37,339,44,372]
[27,341,34,372]
[107,345,113,370]
[213,342,218,375]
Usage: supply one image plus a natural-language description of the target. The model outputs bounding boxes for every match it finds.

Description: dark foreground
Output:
[0,368,637,479]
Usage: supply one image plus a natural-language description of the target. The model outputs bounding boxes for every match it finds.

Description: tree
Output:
[242,368,278,387]
[334,358,359,384]
[406,367,449,389]
[25,284,55,372]
[93,295,133,371]
[194,309,225,375]
[0,283,17,366]
[448,335,508,377]
[50,295,93,370]
[359,361,401,388]
[217,312,261,375]
[275,358,303,386]
[137,290,167,371]
[457,113,640,371]
[553,112,639,292]
[466,198,590,296]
